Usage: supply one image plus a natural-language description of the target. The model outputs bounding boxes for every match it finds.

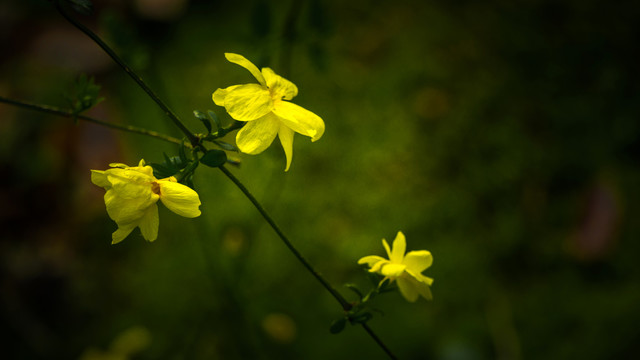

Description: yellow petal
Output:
[278,125,294,171]
[414,278,433,300]
[138,203,159,241]
[225,52,267,86]
[380,263,406,277]
[262,67,298,100]
[382,238,392,259]
[158,180,202,218]
[112,223,137,245]
[369,259,389,273]
[106,168,156,199]
[109,162,129,168]
[212,85,240,106]
[357,255,386,266]
[105,190,157,225]
[236,113,280,154]
[403,250,433,273]
[91,170,111,189]
[224,84,273,121]
[397,277,419,302]
[406,270,434,286]
[273,101,324,141]
[390,231,406,263]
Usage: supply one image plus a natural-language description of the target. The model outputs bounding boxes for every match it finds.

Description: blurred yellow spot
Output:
[261,313,297,344]
[222,227,246,255]
[79,326,151,360]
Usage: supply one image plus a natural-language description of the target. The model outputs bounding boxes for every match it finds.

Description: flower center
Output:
[151,181,161,196]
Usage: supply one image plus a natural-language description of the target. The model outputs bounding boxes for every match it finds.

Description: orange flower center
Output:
[151,181,161,196]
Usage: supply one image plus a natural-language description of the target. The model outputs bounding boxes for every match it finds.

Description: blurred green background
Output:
[2,0,640,359]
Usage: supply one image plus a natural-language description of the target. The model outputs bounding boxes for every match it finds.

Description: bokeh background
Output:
[2,0,640,359]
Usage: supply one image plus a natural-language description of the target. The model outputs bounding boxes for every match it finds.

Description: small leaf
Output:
[349,311,373,325]
[194,110,212,134]
[68,0,94,16]
[178,141,188,165]
[200,150,227,168]
[208,110,221,131]
[329,318,346,334]
[345,284,364,301]
[162,152,173,167]
[150,163,175,179]
[213,140,238,152]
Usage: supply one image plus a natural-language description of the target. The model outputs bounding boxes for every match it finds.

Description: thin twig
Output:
[0,96,184,145]
[52,0,199,147]
[47,2,397,357]
[362,323,398,360]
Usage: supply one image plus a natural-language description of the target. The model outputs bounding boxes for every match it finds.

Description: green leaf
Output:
[349,311,373,325]
[178,141,188,165]
[208,110,221,131]
[66,0,94,15]
[64,74,104,116]
[194,110,212,134]
[149,163,175,179]
[200,150,227,168]
[213,140,238,152]
[345,283,364,301]
[329,318,346,334]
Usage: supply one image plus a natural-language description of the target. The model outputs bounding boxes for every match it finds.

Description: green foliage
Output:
[63,74,104,121]
[200,149,227,168]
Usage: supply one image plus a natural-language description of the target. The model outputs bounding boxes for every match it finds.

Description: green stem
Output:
[218,165,351,310]
[52,0,199,147]
[48,2,396,357]
[362,323,397,360]
[219,166,397,358]
[0,96,184,145]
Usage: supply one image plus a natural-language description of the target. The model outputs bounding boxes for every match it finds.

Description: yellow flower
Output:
[212,53,325,171]
[358,231,434,302]
[91,160,201,244]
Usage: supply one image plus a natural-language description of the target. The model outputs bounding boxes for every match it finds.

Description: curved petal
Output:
[380,263,406,277]
[212,85,241,106]
[225,53,267,86]
[91,170,111,189]
[390,231,406,263]
[236,113,279,154]
[106,168,155,199]
[112,223,137,245]
[138,203,159,241]
[406,270,434,286]
[357,255,386,266]
[262,67,298,100]
[382,239,392,259]
[397,277,419,302]
[415,279,433,300]
[404,250,433,273]
[109,163,129,168]
[105,191,157,225]
[278,125,294,171]
[272,101,324,141]
[369,259,389,273]
[224,84,273,121]
[158,181,202,218]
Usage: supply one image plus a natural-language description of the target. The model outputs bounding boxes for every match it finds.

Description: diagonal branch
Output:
[0,96,184,145]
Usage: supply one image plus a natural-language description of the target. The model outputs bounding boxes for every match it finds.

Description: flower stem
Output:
[362,323,398,360]
[48,2,396,357]
[52,0,199,147]
[219,166,397,359]
[218,165,351,310]
[0,96,184,145]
